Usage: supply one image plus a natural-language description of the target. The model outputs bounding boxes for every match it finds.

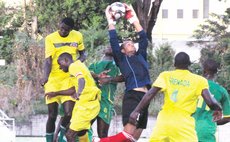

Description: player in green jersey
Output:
[89,46,123,138]
[193,59,230,142]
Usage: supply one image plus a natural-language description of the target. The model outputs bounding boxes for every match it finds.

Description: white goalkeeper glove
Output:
[124,3,139,24]
[105,5,116,25]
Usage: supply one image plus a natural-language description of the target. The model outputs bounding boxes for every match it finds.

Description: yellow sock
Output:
[78,132,90,142]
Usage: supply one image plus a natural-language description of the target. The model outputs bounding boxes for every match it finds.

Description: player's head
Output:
[58,52,73,72]
[174,52,191,69]
[202,59,219,75]
[103,46,113,57]
[121,39,136,56]
[58,17,74,37]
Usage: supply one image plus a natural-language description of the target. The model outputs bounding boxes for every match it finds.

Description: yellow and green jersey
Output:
[149,69,209,141]
[89,60,119,103]
[153,69,209,114]
[89,60,120,124]
[45,30,84,75]
[193,80,230,142]
[69,60,101,102]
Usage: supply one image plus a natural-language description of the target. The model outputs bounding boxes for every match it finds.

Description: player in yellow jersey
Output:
[129,52,222,142]
[50,52,100,142]
[40,17,86,142]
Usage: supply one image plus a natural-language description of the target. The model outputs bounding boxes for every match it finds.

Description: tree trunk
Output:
[133,0,163,42]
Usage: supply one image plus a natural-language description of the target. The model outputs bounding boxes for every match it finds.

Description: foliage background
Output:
[0,0,171,122]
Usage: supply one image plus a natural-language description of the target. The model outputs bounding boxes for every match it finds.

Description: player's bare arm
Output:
[72,77,85,100]
[45,86,75,99]
[98,75,124,85]
[78,50,87,62]
[90,72,99,80]
[40,56,52,86]
[216,116,230,125]
[202,89,222,121]
[202,89,222,111]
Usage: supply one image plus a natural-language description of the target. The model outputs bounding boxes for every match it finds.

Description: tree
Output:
[0,2,24,63]
[0,0,165,120]
[189,8,230,91]
[133,0,163,42]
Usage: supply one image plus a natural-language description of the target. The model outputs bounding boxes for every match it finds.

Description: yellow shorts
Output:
[44,73,75,104]
[69,99,100,131]
[149,109,197,142]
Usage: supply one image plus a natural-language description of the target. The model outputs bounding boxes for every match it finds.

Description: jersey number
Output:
[171,90,178,102]
[197,96,211,111]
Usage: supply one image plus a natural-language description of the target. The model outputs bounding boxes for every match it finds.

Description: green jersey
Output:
[89,60,120,124]
[193,80,230,142]
[89,60,119,103]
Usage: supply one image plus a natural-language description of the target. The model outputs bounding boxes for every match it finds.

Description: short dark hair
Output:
[61,17,74,28]
[58,52,73,62]
[203,59,219,74]
[174,52,191,69]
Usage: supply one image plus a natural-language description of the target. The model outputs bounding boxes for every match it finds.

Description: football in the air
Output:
[110,2,126,20]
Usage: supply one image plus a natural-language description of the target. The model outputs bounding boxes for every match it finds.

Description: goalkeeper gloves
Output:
[124,3,139,24]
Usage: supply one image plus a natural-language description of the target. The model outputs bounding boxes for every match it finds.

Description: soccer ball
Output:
[110,2,126,20]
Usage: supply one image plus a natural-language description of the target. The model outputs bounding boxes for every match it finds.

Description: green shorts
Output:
[195,120,216,142]
[98,97,114,124]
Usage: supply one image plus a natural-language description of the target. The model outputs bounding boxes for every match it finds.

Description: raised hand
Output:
[105,5,116,25]
[123,3,139,24]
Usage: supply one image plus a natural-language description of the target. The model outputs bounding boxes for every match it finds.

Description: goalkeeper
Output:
[94,4,151,142]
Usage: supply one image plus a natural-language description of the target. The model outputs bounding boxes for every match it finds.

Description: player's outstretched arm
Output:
[202,89,222,111]
[45,87,75,99]
[202,89,222,121]
[216,117,230,125]
[98,75,124,85]
[124,4,143,32]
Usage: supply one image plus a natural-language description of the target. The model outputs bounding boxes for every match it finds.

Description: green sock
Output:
[46,133,54,142]
[58,125,66,142]
[88,127,93,142]
[75,135,79,142]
